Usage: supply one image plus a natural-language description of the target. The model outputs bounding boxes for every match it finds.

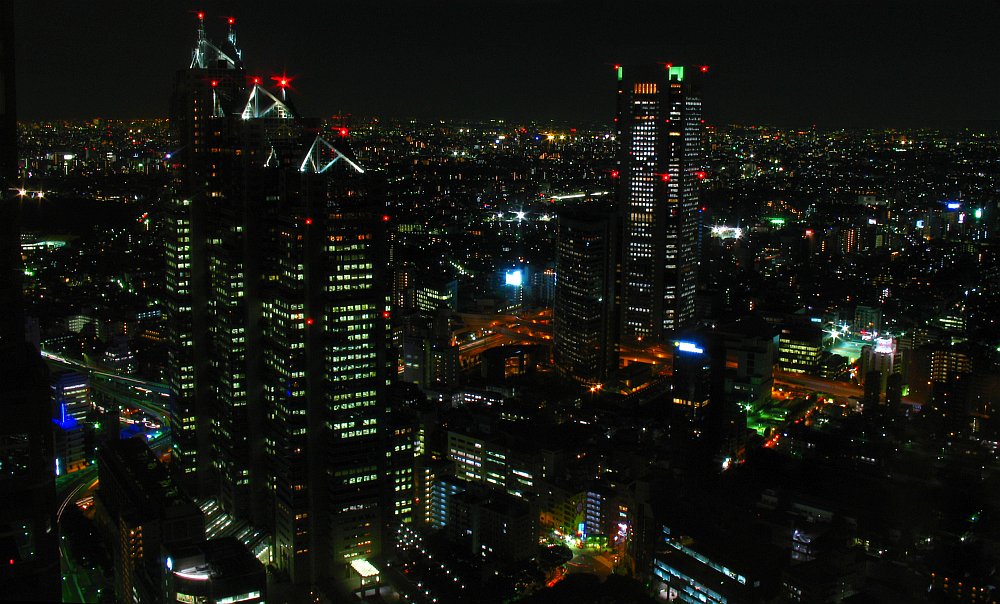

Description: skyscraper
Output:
[615,64,706,342]
[164,15,390,590]
[553,205,617,383]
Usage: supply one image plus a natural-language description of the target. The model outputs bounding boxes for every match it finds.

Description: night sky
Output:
[14,0,1000,127]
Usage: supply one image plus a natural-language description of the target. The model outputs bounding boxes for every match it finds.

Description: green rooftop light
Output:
[616,66,623,81]
[768,217,785,225]
[668,66,684,82]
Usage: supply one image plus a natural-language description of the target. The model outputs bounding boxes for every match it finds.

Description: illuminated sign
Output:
[676,341,704,354]
[916,220,925,228]
[873,337,895,355]
[504,270,523,287]
[709,226,743,239]
[975,208,983,219]
[946,202,961,210]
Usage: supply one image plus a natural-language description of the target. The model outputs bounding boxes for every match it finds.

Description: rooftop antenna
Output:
[226,16,242,59]
[272,75,292,102]
[190,11,207,68]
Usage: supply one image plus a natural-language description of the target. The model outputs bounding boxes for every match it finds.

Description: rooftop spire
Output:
[226,16,242,60]
[189,11,240,70]
[191,11,207,68]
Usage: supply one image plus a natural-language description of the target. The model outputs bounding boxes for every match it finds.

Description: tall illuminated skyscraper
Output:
[165,15,391,590]
[615,64,706,342]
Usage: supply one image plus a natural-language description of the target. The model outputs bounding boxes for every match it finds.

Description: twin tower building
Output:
[163,15,391,588]
[554,64,707,383]
[164,14,706,591]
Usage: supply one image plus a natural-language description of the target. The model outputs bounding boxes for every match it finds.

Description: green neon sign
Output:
[617,66,623,81]
[767,217,785,225]
[668,66,684,82]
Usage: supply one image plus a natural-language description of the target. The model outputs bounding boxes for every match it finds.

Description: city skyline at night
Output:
[5,2,1000,603]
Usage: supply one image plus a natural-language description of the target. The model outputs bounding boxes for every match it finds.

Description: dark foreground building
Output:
[0,1,60,599]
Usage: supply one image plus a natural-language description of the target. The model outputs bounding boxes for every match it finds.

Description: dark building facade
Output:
[95,438,206,603]
[553,206,618,383]
[0,2,61,599]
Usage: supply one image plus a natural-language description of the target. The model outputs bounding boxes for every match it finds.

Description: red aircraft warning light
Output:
[700,65,710,73]
[611,170,620,179]
[197,11,205,20]
[305,217,313,225]
[381,214,391,222]
[306,318,314,326]
[228,17,235,25]
[695,171,707,180]
[382,311,391,319]
[251,76,262,85]
[210,80,218,88]
[661,174,671,182]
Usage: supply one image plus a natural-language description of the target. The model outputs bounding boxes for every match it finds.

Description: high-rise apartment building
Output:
[615,64,706,342]
[164,16,391,589]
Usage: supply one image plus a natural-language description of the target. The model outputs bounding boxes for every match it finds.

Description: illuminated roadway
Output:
[45,351,175,602]
[41,350,174,427]
[774,370,920,406]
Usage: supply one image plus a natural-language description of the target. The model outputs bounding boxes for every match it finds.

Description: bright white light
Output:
[515,211,526,220]
[676,341,704,354]
[709,225,743,240]
[505,269,522,287]
[874,337,895,355]
[350,559,379,578]
[174,569,211,581]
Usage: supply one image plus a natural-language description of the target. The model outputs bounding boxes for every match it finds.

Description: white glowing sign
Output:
[873,337,895,355]
[676,341,704,354]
